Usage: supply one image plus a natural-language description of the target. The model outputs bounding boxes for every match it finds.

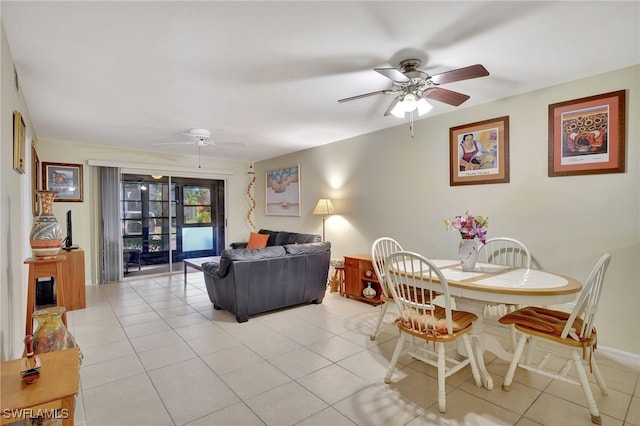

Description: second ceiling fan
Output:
[338,59,489,117]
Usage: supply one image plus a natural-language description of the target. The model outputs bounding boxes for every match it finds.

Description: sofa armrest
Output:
[230,242,248,249]
[202,261,227,278]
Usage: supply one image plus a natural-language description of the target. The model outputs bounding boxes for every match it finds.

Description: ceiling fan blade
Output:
[429,64,489,85]
[216,141,246,148]
[338,90,387,103]
[152,141,196,146]
[383,97,399,116]
[374,67,411,83]
[425,87,470,106]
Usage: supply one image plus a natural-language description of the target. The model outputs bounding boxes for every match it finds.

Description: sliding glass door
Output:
[121,174,225,276]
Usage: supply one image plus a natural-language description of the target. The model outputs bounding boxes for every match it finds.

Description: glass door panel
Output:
[121,174,224,276]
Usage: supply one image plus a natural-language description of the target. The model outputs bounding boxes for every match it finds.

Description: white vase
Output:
[458,239,479,272]
[362,282,377,299]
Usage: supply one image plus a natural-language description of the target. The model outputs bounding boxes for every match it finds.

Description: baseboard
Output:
[597,345,640,373]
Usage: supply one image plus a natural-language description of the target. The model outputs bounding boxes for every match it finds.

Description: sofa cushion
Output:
[273,231,296,246]
[256,229,278,246]
[251,229,321,247]
[247,232,269,249]
[212,246,287,277]
[284,241,331,255]
[222,245,286,261]
[286,232,321,244]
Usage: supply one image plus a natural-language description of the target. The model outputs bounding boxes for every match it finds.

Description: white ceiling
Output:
[3,1,639,162]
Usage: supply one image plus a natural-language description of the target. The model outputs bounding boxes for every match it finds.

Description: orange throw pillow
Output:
[246,232,269,249]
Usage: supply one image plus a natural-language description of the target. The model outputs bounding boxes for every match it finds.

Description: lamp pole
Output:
[321,215,326,242]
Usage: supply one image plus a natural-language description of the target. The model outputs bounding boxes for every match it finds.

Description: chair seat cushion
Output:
[397,306,477,334]
[498,306,583,337]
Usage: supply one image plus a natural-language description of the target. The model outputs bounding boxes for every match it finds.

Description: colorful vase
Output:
[32,306,83,365]
[30,190,64,259]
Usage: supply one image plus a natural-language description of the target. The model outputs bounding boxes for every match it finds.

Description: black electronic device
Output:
[62,209,78,250]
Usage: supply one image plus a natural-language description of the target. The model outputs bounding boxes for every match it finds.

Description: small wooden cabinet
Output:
[61,248,86,311]
[342,254,382,305]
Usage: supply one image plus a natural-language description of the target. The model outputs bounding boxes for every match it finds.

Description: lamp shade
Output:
[312,199,336,216]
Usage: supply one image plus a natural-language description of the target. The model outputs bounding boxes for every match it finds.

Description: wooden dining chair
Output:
[369,237,403,340]
[478,237,532,348]
[384,251,481,413]
[499,253,612,425]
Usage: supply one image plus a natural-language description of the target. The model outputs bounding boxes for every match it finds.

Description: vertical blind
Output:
[99,166,122,283]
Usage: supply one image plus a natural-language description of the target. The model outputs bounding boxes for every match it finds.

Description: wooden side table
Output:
[343,254,382,305]
[24,256,67,335]
[1,348,79,425]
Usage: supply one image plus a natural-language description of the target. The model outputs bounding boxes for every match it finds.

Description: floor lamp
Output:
[312,199,336,241]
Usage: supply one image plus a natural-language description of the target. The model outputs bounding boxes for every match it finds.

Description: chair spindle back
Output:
[478,237,532,269]
[371,237,403,298]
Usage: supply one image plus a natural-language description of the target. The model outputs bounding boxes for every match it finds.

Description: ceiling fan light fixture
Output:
[401,92,418,112]
[416,97,433,116]
[390,99,406,118]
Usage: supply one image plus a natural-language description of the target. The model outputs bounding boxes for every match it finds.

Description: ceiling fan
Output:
[338,59,489,117]
[153,128,244,148]
[152,128,245,167]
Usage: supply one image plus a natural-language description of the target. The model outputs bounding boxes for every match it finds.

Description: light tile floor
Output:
[60,272,638,426]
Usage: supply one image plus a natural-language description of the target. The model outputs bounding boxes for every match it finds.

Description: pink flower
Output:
[444,211,489,244]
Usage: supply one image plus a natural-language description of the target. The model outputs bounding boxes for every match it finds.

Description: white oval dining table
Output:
[390,259,582,390]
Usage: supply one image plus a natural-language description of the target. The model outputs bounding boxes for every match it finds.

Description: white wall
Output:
[1,24,38,360]
[255,65,640,355]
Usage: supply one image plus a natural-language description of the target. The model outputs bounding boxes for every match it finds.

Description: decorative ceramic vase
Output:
[32,306,83,365]
[459,238,479,272]
[363,282,377,299]
[30,190,64,259]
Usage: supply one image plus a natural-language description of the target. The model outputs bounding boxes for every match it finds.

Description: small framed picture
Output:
[32,146,40,215]
[449,116,510,186]
[13,111,26,174]
[548,90,626,177]
[42,162,84,202]
[265,165,301,216]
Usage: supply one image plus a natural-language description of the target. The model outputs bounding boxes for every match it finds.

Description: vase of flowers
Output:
[444,211,489,272]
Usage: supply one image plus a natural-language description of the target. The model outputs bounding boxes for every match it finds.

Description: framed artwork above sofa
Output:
[265,165,301,216]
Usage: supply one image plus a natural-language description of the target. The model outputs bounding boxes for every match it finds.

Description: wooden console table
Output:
[1,348,79,426]
[25,256,67,336]
[25,250,86,334]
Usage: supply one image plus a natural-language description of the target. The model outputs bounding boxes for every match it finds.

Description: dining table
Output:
[389,259,582,390]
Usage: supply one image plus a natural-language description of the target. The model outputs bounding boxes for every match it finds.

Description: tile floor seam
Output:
[108,296,181,426]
